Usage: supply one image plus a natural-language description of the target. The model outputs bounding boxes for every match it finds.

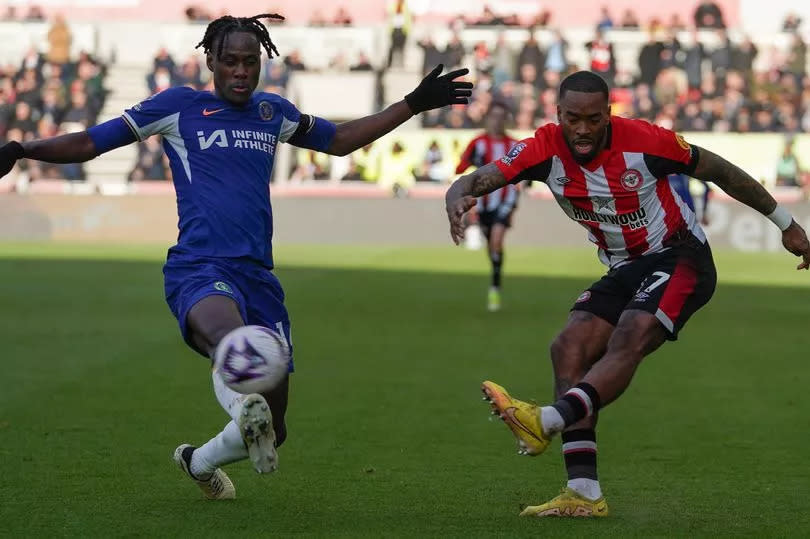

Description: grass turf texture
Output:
[1,243,808,537]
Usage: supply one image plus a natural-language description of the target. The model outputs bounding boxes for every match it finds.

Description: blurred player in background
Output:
[668,172,712,225]
[445,71,810,518]
[0,13,472,500]
[455,100,519,311]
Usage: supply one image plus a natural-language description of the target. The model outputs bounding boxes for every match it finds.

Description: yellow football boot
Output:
[481,380,550,456]
[520,487,609,518]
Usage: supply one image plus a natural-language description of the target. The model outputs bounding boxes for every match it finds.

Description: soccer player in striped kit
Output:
[455,100,520,311]
[445,71,810,517]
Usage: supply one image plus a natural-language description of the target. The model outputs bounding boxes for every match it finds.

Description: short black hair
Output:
[559,71,610,101]
[196,13,285,59]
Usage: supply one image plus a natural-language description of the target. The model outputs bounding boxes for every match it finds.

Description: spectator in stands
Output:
[545,29,568,74]
[380,140,415,195]
[596,7,613,31]
[47,14,72,67]
[128,137,170,182]
[332,7,353,26]
[2,6,16,20]
[184,5,212,23]
[416,140,447,182]
[308,10,327,27]
[783,13,802,32]
[148,66,173,94]
[350,52,374,72]
[492,33,515,88]
[787,32,807,84]
[25,5,46,21]
[386,0,411,69]
[710,30,733,88]
[262,61,289,93]
[775,137,802,187]
[694,0,725,29]
[517,29,545,83]
[10,102,37,139]
[619,9,641,29]
[418,37,444,76]
[342,143,378,182]
[586,29,616,86]
[638,32,663,86]
[62,90,94,128]
[283,49,306,71]
[176,56,204,89]
[444,32,466,70]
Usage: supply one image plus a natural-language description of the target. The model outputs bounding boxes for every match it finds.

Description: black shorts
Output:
[571,242,717,340]
[479,209,513,232]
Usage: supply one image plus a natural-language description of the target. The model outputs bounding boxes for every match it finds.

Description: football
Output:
[213,325,290,394]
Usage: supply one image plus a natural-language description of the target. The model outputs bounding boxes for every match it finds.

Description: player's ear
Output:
[556,105,561,124]
[607,104,612,119]
[206,52,214,73]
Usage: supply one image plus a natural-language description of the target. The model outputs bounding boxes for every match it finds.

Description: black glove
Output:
[0,141,24,178]
[404,64,473,115]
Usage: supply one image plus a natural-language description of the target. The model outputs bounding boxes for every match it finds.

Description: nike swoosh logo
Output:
[202,108,225,116]
[503,407,544,442]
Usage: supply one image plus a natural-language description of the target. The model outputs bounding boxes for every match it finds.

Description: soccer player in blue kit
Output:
[0,14,472,499]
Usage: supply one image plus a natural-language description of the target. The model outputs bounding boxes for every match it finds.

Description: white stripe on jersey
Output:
[623,152,706,251]
[123,111,192,183]
[279,115,299,143]
[582,165,630,262]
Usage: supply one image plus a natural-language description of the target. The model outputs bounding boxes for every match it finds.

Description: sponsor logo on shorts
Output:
[259,101,273,121]
[576,291,591,303]
[500,142,526,166]
[633,291,650,302]
[214,281,233,294]
[620,169,643,191]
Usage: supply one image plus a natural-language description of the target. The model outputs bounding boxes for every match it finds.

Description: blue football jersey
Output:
[120,86,330,267]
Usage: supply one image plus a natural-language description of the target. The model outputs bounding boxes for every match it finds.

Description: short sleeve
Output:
[638,122,699,176]
[121,87,193,140]
[276,96,336,151]
[494,134,553,184]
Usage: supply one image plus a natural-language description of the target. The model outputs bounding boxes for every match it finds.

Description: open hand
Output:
[446,195,476,245]
[404,64,473,115]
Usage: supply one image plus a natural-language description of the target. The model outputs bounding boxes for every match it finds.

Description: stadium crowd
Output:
[2,2,810,191]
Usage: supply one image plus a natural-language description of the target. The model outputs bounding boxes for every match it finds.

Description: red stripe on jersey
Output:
[603,157,649,257]
[659,258,698,323]
[562,162,609,250]
[655,176,688,239]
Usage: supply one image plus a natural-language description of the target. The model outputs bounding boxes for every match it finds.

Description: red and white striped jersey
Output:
[457,133,520,213]
[495,117,705,267]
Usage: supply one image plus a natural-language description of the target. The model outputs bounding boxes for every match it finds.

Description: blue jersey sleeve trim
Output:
[87,117,138,154]
[287,115,336,152]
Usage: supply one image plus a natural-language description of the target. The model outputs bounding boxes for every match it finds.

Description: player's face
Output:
[208,31,262,106]
[557,91,611,164]
[485,105,508,135]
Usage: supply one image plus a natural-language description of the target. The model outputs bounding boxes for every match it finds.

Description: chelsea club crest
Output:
[259,101,273,121]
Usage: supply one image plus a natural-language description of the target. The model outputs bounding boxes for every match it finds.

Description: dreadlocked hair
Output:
[196,13,285,59]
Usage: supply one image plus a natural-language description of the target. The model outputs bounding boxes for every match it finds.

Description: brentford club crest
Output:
[620,169,643,191]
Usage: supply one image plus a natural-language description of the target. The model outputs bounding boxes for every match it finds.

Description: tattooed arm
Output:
[445,162,509,244]
[692,146,777,214]
[692,146,810,270]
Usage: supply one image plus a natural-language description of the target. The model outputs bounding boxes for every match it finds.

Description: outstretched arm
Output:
[325,64,472,156]
[692,146,809,269]
[0,117,137,178]
[445,162,509,244]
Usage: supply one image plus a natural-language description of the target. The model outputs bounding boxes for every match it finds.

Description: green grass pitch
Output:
[1,243,808,537]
